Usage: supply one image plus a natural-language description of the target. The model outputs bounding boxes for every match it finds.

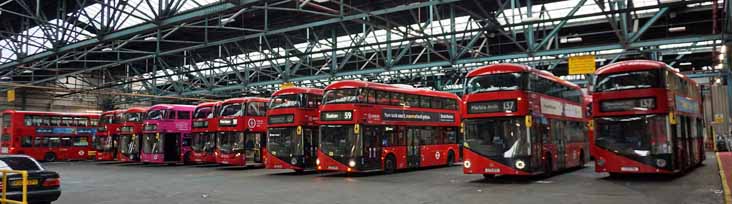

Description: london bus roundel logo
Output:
[435,151,441,160]
[78,150,85,156]
[248,118,257,129]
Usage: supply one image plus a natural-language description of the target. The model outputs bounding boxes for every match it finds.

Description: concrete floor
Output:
[45,153,724,204]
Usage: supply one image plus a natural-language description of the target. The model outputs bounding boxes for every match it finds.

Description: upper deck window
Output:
[220,103,243,117]
[193,107,213,119]
[99,114,115,124]
[269,94,302,109]
[594,70,661,92]
[146,110,166,120]
[247,102,267,116]
[323,89,360,104]
[466,73,526,94]
[126,112,144,122]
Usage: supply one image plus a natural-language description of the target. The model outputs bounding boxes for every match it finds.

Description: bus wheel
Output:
[44,152,57,162]
[384,155,396,174]
[446,151,455,167]
[183,152,192,165]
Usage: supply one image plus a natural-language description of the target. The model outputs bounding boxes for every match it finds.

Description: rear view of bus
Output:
[95,110,125,161]
[265,87,323,172]
[215,98,268,166]
[141,104,195,164]
[592,60,704,175]
[117,107,147,162]
[189,102,220,164]
[462,64,589,177]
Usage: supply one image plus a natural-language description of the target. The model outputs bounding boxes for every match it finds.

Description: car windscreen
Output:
[0,157,41,171]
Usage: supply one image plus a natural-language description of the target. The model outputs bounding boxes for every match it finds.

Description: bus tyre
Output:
[384,155,396,174]
[44,152,56,162]
[183,152,192,165]
[446,150,455,167]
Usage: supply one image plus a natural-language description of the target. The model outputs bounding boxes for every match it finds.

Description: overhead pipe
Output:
[298,0,339,14]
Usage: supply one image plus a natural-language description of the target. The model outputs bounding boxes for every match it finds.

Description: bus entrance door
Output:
[407,128,420,168]
[245,133,263,163]
[163,133,180,162]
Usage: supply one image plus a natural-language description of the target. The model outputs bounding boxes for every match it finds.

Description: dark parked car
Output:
[718,135,731,152]
[0,155,60,204]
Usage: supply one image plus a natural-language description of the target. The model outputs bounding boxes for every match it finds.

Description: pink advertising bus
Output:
[140,104,195,164]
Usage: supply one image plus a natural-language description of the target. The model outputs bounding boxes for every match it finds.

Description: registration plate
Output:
[194,159,202,162]
[621,166,639,172]
[12,179,37,186]
[222,161,229,164]
[327,165,338,170]
[484,168,500,173]
[273,164,283,169]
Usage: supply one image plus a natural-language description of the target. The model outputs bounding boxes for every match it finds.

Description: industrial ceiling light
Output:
[21,69,33,74]
[0,76,11,80]
[668,26,686,32]
[522,16,542,23]
[677,51,692,55]
[144,37,157,41]
[659,0,683,3]
[101,48,113,52]
[220,18,235,25]
[679,62,692,66]
[560,37,583,43]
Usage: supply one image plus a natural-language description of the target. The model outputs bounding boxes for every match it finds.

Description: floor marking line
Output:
[717,152,732,204]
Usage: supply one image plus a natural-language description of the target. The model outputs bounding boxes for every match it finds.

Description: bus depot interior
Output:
[0,0,730,204]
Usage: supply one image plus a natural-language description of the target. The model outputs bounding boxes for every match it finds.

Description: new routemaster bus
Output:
[117,107,147,162]
[189,101,220,164]
[141,104,195,164]
[215,97,268,166]
[265,87,323,172]
[461,64,589,178]
[95,109,125,161]
[0,110,99,161]
[317,80,461,174]
[592,60,704,175]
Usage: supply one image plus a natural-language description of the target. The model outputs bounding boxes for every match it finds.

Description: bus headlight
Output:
[463,160,472,168]
[235,153,241,157]
[515,160,526,169]
[316,158,320,165]
[656,159,667,167]
[597,158,605,167]
[291,158,298,165]
[348,160,356,167]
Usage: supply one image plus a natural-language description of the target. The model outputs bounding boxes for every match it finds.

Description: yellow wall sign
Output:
[6,89,14,102]
[568,55,597,75]
[280,82,295,89]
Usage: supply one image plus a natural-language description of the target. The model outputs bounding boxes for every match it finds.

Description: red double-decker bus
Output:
[592,60,704,175]
[0,110,99,161]
[215,97,268,166]
[316,80,461,174]
[189,101,220,164]
[461,64,589,178]
[264,87,323,172]
[117,107,148,162]
[95,109,125,161]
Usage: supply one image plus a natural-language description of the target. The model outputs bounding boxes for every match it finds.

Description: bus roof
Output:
[222,97,269,104]
[272,87,324,97]
[325,80,460,100]
[1,110,99,117]
[102,109,126,115]
[595,60,668,75]
[147,104,196,111]
[195,101,220,108]
[467,63,580,90]
[126,107,148,113]
[595,60,696,86]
